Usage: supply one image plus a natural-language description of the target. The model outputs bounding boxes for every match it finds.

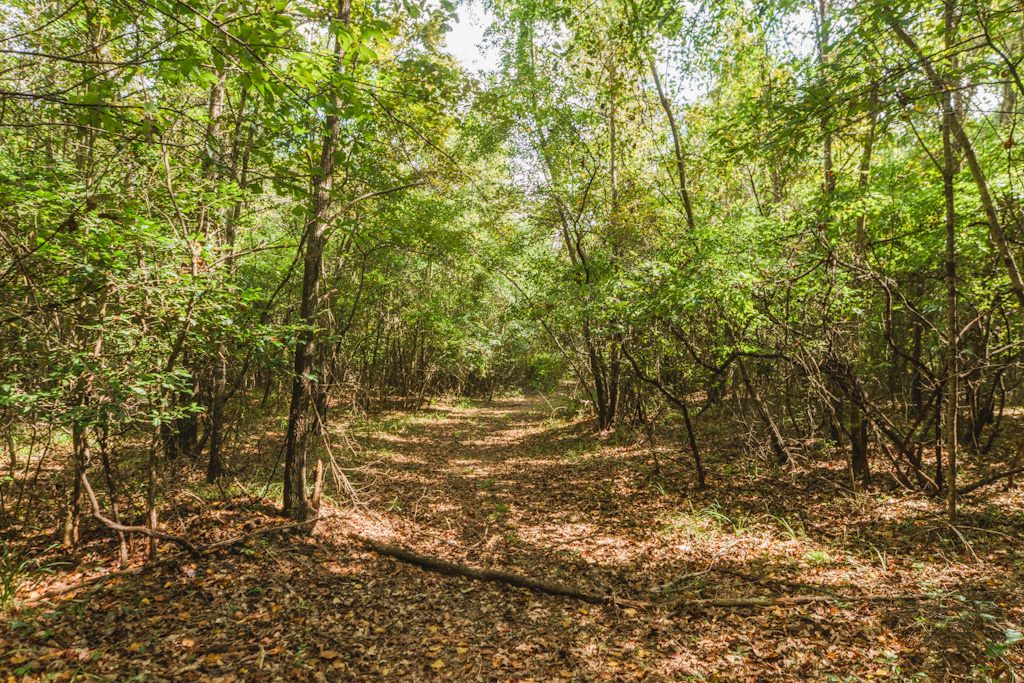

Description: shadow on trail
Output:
[5,397,1022,681]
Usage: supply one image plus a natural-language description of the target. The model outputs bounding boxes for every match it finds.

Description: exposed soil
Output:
[3,397,1023,681]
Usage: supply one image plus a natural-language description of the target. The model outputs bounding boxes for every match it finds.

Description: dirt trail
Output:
[4,397,1022,681]
[354,398,662,595]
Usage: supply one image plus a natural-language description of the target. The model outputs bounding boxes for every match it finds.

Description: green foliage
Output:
[3,0,1024,584]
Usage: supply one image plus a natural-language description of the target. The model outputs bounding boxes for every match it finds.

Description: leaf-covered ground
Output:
[4,397,1024,681]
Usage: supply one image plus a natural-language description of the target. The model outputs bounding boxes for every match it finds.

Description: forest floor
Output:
[3,396,1024,681]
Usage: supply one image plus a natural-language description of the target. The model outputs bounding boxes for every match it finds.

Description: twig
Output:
[201,514,339,552]
[942,523,981,564]
[177,489,207,507]
[651,540,743,594]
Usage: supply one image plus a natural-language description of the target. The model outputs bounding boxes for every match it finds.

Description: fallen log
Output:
[347,532,650,608]
[956,466,1024,496]
[347,531,939,612]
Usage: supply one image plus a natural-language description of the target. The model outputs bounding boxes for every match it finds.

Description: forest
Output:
[2,0,1024,678]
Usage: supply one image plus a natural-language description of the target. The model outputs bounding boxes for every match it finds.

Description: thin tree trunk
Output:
[283,0,352,523]
[648,55,695,230]
[206,69,228,483]
[890,18,1024,310]
[941,0,959,523]
[737,358,791,465]
[849,85,879,485]
[98,427,128,569]
[620,344,706,487]
[63,423,85,548]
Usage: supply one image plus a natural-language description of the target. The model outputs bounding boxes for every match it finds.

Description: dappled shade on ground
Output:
[4,398,1023,680]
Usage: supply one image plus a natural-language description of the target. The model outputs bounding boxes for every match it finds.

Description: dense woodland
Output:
[3,0,1024,679]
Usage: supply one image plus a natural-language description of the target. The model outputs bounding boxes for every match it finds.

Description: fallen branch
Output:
[675,593,939,611]
[956,466,1024,496]
[82,470,200,556]
[202,514,338,552]
[22,567,139,607]
[348,531,650,608]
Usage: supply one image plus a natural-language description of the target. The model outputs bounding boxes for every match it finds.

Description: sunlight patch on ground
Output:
[428,502,463,514]
[380,453,427,464]
[500,457,561,466]
[516,522,598,544]
[371,432,431,445]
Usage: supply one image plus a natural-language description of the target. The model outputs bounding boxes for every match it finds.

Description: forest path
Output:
[348,397,662,590]
[6,398,1022,680]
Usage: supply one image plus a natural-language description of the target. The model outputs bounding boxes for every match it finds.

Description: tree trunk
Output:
[62,422,85,549]
[941,0,959,523]
[649,55,695,230]
[207,346,227,482]
[890,17,1024,311]
[283,0,352,523]
[205,69,228,483]
[737,358,790,465]
[849,85,879,487]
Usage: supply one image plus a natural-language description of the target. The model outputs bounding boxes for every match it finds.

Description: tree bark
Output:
[941,0,959,523]
[648,55,695,230]
[890,16,1024,310]
[284,0,352,522]
[205,69,228,483]
[736,358,791,464]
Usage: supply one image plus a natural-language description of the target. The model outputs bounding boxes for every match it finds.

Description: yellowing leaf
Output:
[430,659,445,669]
[456,647,468,654]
